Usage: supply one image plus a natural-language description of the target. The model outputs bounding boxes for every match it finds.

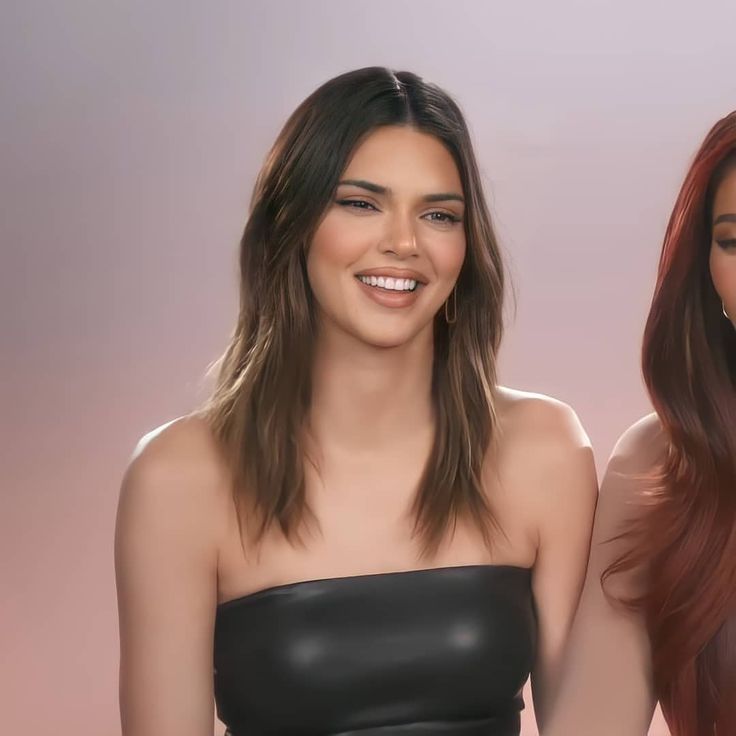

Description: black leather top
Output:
[213,564,536,736]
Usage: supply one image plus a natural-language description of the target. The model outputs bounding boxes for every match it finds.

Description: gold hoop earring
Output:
[444,287,457,324]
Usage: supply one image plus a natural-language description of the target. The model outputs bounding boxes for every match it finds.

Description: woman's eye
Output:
[716,238,736,249]
[425,211,461,225]
[336,199,377,211]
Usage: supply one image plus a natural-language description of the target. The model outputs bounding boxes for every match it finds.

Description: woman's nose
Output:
[379,212,418,258]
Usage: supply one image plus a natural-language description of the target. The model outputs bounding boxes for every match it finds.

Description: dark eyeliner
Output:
[426,211,462,224]
[336,198,378,211]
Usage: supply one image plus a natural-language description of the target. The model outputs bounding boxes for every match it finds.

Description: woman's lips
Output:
[355,276,422,309]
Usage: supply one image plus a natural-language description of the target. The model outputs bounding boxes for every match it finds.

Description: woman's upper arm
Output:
[544,414,663,736]
[114,419,226,736]
[523,400,598,727]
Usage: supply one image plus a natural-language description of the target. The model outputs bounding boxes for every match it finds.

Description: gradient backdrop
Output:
[3,1,736,734]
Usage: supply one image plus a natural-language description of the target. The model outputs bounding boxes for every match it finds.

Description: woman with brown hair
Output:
[547,112,736,736]
[114,67,597,736]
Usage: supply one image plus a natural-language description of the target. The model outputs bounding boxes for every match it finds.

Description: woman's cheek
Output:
[710,247,736,316]
[310,211,381,267]
[434,235,466,279]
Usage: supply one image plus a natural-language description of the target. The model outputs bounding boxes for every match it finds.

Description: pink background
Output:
[4,1,736,734]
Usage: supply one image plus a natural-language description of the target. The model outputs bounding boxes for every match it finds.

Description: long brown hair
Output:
[197,67,506,557]
[604,112,736,734]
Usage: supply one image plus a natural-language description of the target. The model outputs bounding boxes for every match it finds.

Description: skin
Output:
[544,170,736,735]
[542,413,662,735]
[307,125,466,351]
[115,126,597,736]
[711,166,736,326]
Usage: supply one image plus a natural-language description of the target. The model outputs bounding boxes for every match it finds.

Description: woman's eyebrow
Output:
[423,192,464,204]
[713,213,736,225]
[338,178,387,194]
[337,179,464,203]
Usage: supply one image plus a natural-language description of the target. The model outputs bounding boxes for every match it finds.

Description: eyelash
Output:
[716,238,736,249]
[336,199,462,225]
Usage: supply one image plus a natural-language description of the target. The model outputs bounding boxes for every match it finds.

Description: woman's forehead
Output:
[342,126,463,194]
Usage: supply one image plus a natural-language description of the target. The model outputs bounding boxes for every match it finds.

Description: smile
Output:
[356,275,418,292]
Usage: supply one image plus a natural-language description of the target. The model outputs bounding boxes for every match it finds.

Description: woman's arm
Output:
[521,400,598,729]
[114,417,228,736]
[490,391,598,730]
[543,414,663,735]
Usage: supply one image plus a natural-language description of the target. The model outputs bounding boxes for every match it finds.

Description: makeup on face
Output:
[353,266,427,309]
[333,179,465,227]
[710,167,736,324]
[713,213,736,251]
[330,176,464,312]
[306,126,467,348]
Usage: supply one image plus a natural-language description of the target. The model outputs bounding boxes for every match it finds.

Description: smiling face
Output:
[710,163,736,327]
[306,125,466,349]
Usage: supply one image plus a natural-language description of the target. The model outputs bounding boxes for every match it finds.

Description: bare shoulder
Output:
[607,412,667,474]
[115,414,228,734]
[126,414,228,489]
[599,412,667,514]
[117,414,232,546]
[492,389,597,618]
[490,386,597,521]
[494,385,592,451]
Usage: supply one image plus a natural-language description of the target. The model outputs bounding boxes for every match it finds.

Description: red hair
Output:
[605,112,736,735]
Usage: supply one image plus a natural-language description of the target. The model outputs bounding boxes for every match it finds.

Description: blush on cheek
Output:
[433,240,466,281]
[310,216,350,265]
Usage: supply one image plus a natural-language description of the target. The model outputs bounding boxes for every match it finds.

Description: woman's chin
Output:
[318,311,434,351]
[350,323,427,351]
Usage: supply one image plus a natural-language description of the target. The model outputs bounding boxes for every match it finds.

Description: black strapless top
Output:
[213,564,536,736]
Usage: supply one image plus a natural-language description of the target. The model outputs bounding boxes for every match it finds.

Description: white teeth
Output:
[357,275,418,291]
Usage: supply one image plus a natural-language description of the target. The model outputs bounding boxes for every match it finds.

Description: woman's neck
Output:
[308,323,435,453]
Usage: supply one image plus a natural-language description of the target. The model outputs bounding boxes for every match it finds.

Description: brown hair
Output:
[604,112,736,735]
[197,67,506,557]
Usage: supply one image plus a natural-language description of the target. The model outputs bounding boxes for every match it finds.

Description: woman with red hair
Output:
[547,112,736,735]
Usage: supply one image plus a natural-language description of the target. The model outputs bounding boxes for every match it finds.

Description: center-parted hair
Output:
[604,112,736,736]
[198,67,506,556]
